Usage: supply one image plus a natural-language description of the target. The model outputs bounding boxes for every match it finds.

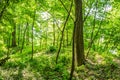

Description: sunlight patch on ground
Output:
[95,54,105,64]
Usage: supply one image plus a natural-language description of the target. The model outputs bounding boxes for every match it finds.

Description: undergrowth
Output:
[0,46,120,80]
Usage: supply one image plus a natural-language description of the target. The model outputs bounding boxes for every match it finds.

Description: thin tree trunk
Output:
[86,0,98,58]
[56,1,73,64]
[7,34,11,58]
[12,25,17,47]
[45,21,48,49]
[31,10,36,60]
[66,29,69,46]
[21,22,28,53]
[18,25,20,46]
[53,19,56,46]
[26,25,30,45]
[69,21,75,80]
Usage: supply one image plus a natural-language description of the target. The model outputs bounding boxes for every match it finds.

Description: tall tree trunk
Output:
[45,22,48,49]
[17,25,20,46]
[31,10,36,60]
[53,19,56,46]
[69,21,75,80]
[66,29,69,46]
[21,22,28,53]
[74,0,85,66]
[7,34,11,58]
[56,1,73,64]
[12,25,17,47]
[26,25,30,45]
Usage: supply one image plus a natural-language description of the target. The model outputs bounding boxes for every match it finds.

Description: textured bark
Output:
[74,0,85,66]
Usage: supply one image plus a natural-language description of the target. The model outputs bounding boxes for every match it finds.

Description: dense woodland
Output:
[0,0,120,80]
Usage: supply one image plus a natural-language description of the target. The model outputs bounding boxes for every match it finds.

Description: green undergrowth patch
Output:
[0,47,120,80]
[45,45,57,54]
[0,49,72,80]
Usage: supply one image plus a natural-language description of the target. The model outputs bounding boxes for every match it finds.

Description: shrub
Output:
[46,46,56,53]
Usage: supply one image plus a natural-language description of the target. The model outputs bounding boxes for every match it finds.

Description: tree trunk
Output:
[66,29,69,46]
[45,22,48,49]
[21,23,28,53]
[17,25,20,46]
[74,0,85,66]
[31,10,36,60]
[26,25,30,45]
[7,34,11,58]
[69,21,75,80]
[12,25,17,47]
[53,18,56,46]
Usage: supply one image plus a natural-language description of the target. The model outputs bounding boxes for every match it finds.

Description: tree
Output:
[12,25,17,47]
[31,10,36,60]
[74,0,85,66]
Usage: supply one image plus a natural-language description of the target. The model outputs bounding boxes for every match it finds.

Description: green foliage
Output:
[0,76,3,80]
[0,40,7,58]
[4,60,26,69]
[34,46,42,53]
[46,45,57,53]
[0,0,120,80]
[58,53,71,66]
[28,54,69,80]
[49,46,56,52]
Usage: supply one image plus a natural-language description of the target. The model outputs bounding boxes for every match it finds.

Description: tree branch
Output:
[56,0,73,64]
[59,0,74,21]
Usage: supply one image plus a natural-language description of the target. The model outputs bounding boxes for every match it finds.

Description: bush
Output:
[46,46,56,53]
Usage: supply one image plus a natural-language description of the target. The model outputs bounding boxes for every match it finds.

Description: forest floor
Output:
[0,47,120,80]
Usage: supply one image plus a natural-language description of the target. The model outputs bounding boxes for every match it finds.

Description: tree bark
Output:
[74,0,85,66]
